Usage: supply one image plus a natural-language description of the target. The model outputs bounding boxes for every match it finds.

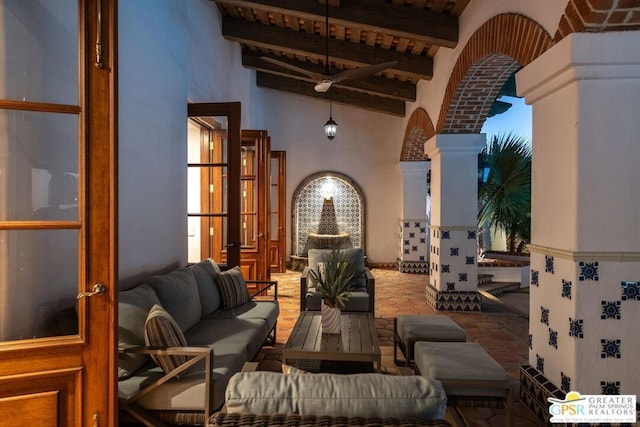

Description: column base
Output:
[520,364,565,426]
[425,284,482,311]
[398,260,429,274]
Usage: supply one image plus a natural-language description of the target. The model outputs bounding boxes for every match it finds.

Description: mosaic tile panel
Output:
[425,284,482,311]
[294,175,362,256]
[528,248,640,417]
[428,227,478,295]
[399,220,428,264]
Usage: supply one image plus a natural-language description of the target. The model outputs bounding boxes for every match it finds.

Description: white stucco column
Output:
[516,31,640,421]
[398,161,430,273]
[424,133,485,310]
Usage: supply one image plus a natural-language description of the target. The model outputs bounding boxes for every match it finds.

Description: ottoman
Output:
[393,315,467,367]
[414,341,513,427]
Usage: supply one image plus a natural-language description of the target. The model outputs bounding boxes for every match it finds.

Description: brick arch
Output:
[437,14,553,134]
[400,107,435,161]
[555,0,640,42]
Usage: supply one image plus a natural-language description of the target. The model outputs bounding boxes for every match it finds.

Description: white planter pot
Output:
[321,302,341,335]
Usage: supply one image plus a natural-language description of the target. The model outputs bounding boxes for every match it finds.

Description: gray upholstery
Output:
[118,283,162,379]
[147,267,201,333]
[301,248,375,315]
[307,248,366,289]
[304,289,370,312]
[226,371,448,419]
[206,301,279,335]
[414,341,509,397]
[189,258,222,316]
[185,317,268,360]
[118,261,278,422]
[396,315,467,342]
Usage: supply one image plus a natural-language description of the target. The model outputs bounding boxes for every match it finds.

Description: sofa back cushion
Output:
[118,283,161,379]
[226,372,447,419]
[189,258,222,316]
[308,248,366,289]
[147,267,201,333]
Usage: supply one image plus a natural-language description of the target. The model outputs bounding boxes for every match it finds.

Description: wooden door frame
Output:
[188,103,242,268]
[270,151,287,273]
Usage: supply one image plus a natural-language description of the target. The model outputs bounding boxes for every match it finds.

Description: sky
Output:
[481,95,532,144]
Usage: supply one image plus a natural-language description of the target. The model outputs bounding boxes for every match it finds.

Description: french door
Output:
[187,103,242,269]
[0,1,117,426]
[270,151,287,273]
[239,130,271,281]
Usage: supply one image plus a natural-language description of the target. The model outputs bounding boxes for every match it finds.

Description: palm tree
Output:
[478,133,532,254]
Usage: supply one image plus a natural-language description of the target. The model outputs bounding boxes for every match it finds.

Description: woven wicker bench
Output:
[209,413,452,426]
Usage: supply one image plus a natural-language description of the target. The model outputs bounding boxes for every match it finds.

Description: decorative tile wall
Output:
[398,220,429,273]
[293,175,363,256]
[425,226,481,311]
[525,248,640,424]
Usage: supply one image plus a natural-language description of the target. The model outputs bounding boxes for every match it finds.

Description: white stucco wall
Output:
[259,91,405,263]
[118,0,261,285]
[406,0,569,140]
[118,0,572,276]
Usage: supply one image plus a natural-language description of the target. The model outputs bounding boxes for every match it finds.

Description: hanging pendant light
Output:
[324,98,338,140]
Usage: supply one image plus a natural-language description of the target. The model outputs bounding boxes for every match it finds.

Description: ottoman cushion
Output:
[397,315,467,342]
[414,342,508,397]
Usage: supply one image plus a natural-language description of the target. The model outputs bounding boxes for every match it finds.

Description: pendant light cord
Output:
[325,0,330,73]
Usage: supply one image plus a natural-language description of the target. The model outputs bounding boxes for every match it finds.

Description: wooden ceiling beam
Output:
[213,0,458,47]
[223,17,433,82]
[256,72,406,116]
[242,51,416,102]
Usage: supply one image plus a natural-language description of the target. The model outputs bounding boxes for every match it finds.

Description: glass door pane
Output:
[0,0,81,343]
[187,103,241,268]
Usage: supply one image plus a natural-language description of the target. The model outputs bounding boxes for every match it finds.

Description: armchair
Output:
[300,248,375,316]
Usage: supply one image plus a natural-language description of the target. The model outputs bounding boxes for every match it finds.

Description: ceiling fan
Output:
[260,1,397,93]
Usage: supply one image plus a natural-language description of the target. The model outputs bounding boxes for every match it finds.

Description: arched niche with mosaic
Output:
[291,172,365,263]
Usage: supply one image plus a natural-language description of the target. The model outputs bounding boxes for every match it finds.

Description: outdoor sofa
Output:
[117,259,278,426]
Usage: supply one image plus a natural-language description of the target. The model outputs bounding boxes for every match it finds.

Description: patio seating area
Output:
[255,268,541,427]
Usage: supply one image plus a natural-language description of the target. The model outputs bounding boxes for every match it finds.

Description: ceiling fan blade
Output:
[331,61,398,83]
[314,80,333,92]
[260,56,325,82]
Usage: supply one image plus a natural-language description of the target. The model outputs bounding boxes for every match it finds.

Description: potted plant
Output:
[309,249,363,334]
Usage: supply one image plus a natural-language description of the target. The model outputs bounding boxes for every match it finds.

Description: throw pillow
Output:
[144,304,189,378]
[216,266,250,310]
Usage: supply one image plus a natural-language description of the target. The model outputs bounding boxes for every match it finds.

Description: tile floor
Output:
[255,268,542,427]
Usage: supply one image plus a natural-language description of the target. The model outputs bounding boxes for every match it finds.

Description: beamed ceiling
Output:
[212,0,471,116]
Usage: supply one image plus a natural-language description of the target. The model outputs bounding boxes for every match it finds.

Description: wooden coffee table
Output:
[283,311,382,372]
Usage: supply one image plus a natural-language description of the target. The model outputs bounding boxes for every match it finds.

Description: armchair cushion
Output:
[144,305,189,378]
[304,289,370,312]
[216,266,250,310]
[308,248,366,289]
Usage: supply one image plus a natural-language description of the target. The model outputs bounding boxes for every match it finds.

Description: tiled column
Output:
[516,32,640,424]
[424,134,485,311]
[398,161,430,274]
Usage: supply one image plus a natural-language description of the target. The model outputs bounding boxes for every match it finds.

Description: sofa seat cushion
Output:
[305,289,369,312]
[205,301,279,335]
[147,267,201,333]
[119,341,248,412]
[118,283,162,379]
[189,258,222,316]
[226,372,447,419]
[185,318,267,360]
